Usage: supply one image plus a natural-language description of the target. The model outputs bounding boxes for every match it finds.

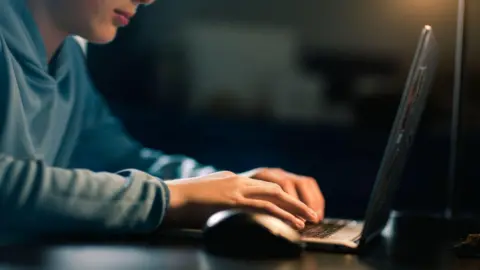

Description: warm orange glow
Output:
[385,0,453,15]
[399,0,449,10]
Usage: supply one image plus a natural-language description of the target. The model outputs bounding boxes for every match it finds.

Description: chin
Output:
[83,28,118,44]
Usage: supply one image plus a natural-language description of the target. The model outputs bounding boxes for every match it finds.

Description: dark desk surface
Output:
[1,212,480,270]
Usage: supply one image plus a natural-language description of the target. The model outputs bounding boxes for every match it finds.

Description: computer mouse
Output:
[202,209,304,259]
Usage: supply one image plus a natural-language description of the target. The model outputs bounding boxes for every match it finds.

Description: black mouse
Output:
[202,209,304,259]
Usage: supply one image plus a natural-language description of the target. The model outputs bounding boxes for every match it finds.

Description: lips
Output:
[114,9,134,20]
[114,9,134,26]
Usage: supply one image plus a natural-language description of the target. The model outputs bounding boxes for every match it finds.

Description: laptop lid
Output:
[359,26,439,247]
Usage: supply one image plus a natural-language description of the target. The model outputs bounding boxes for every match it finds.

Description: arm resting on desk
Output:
[0,154,169,234]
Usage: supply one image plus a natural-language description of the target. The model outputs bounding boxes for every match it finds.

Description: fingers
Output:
[296,176,325,221]
[240,198,305,230]
[254,168,324,222]
[243,183,318,223]
[254,169,299,199]
[271,170,324,221]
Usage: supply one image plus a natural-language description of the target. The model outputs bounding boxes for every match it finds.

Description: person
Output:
[0,0,325,235]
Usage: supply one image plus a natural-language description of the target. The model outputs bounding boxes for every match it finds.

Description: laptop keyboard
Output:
[300,222,346,238]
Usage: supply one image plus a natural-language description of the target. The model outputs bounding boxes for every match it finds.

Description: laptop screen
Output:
[360,26,439,245]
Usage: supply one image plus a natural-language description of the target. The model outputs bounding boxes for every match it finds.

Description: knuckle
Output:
[273,179,288,189]
[256,167,268,173]
[271,184,284,196]
[219,171,236,177]
[272,168,284,173]
[283,180,295,189]
[230,193,244,206]
[306,177,317,184]
[276,177,289,186]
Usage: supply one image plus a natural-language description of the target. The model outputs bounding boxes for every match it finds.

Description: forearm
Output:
[0,154,169,235]
[68,115,217,180]
[136,148,217,180]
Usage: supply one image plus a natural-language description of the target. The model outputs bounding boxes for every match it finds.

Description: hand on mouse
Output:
[163,171,318,230]
[242,168,324,223]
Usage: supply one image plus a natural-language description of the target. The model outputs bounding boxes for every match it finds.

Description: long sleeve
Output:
[0,154,169,235]
[0,15,170,236]
[68,80,217,180]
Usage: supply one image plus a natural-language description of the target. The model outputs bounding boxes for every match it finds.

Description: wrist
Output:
[165,182,187,209]
[161,182,190,228]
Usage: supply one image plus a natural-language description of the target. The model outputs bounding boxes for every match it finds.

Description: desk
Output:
[1,213,480,270]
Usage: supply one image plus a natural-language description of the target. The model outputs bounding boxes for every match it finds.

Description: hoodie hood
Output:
[0,0,68,79]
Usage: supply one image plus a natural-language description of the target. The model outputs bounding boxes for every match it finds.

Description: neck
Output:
[26,0,68,62]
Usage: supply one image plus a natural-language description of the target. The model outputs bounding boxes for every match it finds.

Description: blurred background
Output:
[85,0,480,219]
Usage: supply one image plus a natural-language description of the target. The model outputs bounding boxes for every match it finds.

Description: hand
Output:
[247,168,324,223]
[163,171,319,230]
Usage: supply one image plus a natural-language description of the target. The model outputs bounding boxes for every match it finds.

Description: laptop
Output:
[299,25,438,252]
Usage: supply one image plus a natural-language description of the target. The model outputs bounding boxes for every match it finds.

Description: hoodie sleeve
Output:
[0,155,170,235]
[0,39,169,235]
